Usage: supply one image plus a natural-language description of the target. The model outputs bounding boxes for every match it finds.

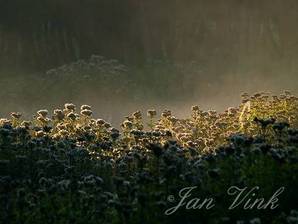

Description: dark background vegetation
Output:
[0,0,297,124]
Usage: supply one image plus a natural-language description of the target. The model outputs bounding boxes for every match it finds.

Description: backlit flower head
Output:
[0,118,12,126]
[37,116,50,124]
[37,110,48,118]
[147,109,157,118]
[11,112,22,119]
[191,105,200,112]
[58,129,68,136]
[132,110,142,120]
[104,122,112,128]
[53,109,65,120]
[35,131,45,138]
[96,119,106,126]
[227,107,237,115]
[64,103,76,111]
[67,112,76,121]
[123,120,133,129]
[81,105,92,111]
[80,109,93,117]
[161,110,171,118]
[21,121,31,128]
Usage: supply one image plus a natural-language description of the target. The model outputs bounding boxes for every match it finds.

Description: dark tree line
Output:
[0,0,298,72]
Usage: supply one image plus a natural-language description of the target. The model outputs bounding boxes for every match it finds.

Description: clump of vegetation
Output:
[0,91,297,224]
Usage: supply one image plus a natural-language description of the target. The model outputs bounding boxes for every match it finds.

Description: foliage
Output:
[0,91,298,223]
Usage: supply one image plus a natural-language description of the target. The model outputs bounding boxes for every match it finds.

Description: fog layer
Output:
[0,0,297,124]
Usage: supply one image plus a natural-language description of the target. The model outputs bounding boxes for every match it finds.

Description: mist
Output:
[0,0,298,125]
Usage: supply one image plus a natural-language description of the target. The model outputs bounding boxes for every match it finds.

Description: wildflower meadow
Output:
[0,91,297,223]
